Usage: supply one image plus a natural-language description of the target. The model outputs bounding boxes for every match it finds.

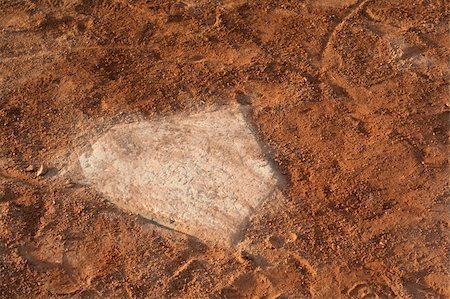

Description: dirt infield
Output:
[0,0,448,298]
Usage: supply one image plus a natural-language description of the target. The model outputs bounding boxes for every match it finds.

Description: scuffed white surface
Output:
[79,107,280,245]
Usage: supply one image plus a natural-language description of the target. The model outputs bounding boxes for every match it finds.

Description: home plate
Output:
[78,106,282,246]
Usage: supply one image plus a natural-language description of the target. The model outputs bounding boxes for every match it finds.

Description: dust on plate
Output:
[78,106,282,246]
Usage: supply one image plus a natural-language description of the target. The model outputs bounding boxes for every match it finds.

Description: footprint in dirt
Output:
[218,271,277,299]
[348,282,379,299]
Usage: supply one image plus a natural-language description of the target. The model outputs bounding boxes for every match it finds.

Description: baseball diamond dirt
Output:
[0,0,449,298]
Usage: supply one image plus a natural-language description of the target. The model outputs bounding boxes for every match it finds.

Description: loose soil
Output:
[0,0,448,298]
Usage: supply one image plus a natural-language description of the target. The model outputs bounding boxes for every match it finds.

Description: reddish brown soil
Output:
[0,0,449,298]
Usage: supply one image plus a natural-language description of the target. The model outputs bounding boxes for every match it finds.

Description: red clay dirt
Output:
[0,0,449,298]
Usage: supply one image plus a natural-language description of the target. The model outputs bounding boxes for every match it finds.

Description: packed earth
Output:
[0,0,449,298]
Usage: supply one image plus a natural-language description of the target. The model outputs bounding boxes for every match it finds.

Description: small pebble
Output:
[288,232,298,242]
[36,164,47,177]
[25,165,35,172]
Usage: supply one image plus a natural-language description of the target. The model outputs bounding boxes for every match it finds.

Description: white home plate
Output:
[79,106,281,245]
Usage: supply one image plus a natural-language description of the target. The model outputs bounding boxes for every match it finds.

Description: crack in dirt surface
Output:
[0,0,448,298]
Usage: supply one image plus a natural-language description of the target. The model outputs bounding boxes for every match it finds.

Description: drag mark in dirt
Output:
[319,0,370,67]
[0,169,39,189]
[0,45,157,61]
